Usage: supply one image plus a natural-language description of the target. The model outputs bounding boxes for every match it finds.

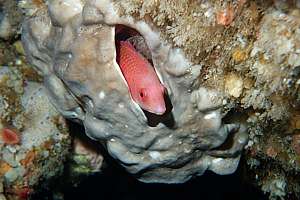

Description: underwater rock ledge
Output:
[22,0,249,183]
[18,0,300,198]
[0,63,71,200]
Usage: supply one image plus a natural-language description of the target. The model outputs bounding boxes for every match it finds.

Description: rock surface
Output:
[0,1,22,40]
[0,62,71,199]
[17,0,300,199]
[22,0,248,183]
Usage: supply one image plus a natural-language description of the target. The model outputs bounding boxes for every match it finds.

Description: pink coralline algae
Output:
[1,127,20,145]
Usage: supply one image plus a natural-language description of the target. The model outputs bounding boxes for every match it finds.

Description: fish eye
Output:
[140,91,144,98]
[139,89,146,98]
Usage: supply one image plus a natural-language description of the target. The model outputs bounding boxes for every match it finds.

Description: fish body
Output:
[116,40,166,115]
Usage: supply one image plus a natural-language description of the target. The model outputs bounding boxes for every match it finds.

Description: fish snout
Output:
[152,104,167,115]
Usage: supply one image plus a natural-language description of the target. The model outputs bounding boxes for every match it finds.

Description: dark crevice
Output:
[62,153,267,200]
[144,91,175,128]
[115,24,141,41]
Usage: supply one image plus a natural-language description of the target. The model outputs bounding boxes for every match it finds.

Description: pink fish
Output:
[116,40,166,115]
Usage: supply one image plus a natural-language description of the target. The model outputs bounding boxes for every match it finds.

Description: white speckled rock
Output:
[22,0,248,183]
[0,15,12,40]
[0,66,71,198]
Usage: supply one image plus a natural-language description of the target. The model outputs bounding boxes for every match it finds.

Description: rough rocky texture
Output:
[0,39,71,199]
[22,0,249,183]
[19,0,300,198]
[0,0,22,40]
[243,4,300,199]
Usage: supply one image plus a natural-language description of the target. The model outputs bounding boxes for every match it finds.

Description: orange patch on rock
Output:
[7,186,33,200]
[32,0,44,7]
[292,134,300,155]
[18,187,32,200]
[0,161,12,176]
[290,114,300,130]
[216,5,235,26]
[43,140,54,150]
[266,146,278,158]
[20,150,37,167]
[1,127,20,145]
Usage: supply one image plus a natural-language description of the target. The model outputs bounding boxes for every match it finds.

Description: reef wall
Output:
[0,41,71,199]
[0,0,300,199]
[22,0,250,184]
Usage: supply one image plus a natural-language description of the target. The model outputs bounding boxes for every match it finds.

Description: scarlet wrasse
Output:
[116,40,166,115]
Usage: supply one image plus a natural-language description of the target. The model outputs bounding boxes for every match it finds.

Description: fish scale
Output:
[120,44,148,68]
[118,41,152,80]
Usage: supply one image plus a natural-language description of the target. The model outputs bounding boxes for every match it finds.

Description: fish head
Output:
[137,84,166,115]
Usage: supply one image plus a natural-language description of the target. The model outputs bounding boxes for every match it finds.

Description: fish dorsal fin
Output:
[120,41,136,51]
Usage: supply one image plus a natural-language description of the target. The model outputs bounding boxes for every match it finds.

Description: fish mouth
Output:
[148,105,167,115]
